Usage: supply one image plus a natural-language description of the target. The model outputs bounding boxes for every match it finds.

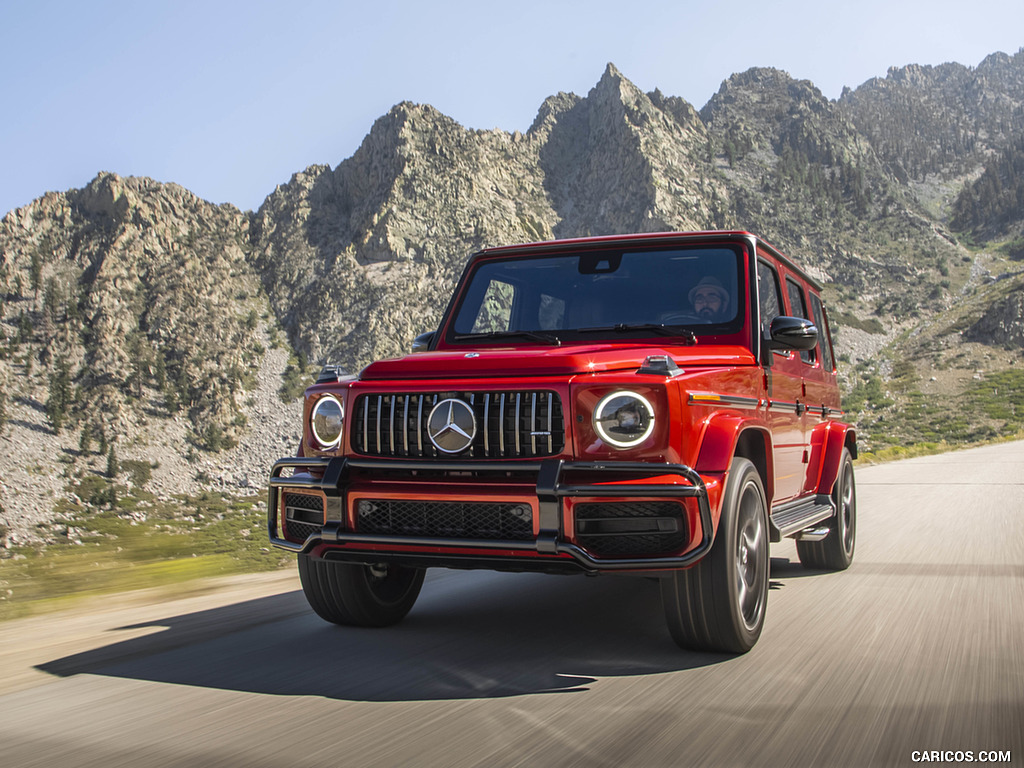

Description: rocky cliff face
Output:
[249,100,559,373]
[967,282,1024,348]
[0,173,262,445]
[840,50,1024,187]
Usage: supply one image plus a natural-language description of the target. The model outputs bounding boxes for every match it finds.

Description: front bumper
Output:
[267,457,714,573]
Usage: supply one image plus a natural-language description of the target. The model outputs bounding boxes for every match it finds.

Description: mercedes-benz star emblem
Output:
[427,398,477,454]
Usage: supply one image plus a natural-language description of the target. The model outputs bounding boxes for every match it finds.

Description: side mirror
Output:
[411,331,436,353]
[768,316,818,352]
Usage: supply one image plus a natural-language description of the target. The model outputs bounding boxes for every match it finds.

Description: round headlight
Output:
[593,391,656,448]
[311,395,344,448]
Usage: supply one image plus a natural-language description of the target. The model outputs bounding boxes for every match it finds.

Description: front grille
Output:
[357,499,534,541]
[284,520,321,543]
[283,492,324,544]
[575,501,688,558]
[352,391,564,459]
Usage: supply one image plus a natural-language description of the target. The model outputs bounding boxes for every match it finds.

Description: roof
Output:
[472,231,824,291]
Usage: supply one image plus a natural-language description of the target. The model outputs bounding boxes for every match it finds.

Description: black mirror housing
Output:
[768,316,818,352]
[411,331,436,353]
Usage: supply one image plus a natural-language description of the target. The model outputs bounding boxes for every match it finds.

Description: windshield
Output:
[449,245,745,344]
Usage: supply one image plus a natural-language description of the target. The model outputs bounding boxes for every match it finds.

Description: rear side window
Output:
[810,294,835,371]
[757,261,783,330]
[471,279,516,333]
[785,278,814,364]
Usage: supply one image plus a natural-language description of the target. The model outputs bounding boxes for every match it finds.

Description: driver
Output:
[688,276,730,322]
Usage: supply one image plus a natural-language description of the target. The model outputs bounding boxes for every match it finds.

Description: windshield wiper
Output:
[453,330,562,346]
[577,324,697,345]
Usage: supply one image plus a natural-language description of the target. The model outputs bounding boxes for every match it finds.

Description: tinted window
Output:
[785,278,814,364]
[757,260,783,329]
[451,246,744,342]
[810,294,835,371]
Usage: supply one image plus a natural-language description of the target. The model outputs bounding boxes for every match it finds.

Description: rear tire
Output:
[298,555,425,627]
[661,457,769,653]
[796,447,856,571]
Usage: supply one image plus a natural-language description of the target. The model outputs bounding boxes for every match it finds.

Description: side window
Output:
[757,260,783,331]
[810,294,835,372]
[471,279,515,333]
[785,278,815,364]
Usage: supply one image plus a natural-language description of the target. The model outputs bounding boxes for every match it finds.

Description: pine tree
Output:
[45,360,72,433]
[29,252,42,298]
[79,424,93,455]
[107,445,119,479]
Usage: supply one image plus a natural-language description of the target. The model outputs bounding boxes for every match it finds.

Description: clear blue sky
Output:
[2,0,1021,217]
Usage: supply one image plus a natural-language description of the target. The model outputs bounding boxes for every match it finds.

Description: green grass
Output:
[831,311,886,335]
[0,487,290,621]
[844,358,1024,452]
[856,429,1024,466]
[279,352,313,402]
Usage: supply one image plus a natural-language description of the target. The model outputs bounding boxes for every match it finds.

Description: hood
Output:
[358,344,755,381]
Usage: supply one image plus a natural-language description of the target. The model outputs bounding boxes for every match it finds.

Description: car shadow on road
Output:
[37,570,752,702]
[769,556,829,580]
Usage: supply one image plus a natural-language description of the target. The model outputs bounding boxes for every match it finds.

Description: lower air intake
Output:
[574,501,688,558]
[357,499,533,541]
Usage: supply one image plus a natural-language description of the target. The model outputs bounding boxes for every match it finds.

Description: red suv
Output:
[269,231,857,653]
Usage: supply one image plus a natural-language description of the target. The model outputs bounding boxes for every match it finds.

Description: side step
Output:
[769,494,835,541]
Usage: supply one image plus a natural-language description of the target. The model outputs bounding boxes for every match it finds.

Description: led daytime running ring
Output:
[593,390,656,448]
[311,394,344,448]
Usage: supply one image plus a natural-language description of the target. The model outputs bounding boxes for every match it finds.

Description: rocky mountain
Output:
[1,174,262,446]
[950,134,1024,239]
[840,51,1024,181]
[249,65,728,374]
[2,51,1024,542]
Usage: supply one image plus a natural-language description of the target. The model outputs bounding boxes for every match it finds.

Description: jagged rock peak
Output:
[701,67,830,125]
[711,67,825,101]
[529,91,582,134]
[977,49,1022,72]
[592,61,647,105]
[599,61,626,84]
[528,63,651,134]
[883,61,970,89]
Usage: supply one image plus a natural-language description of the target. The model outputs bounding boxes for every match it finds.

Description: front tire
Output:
[661,457,769,653]
[298,555,425,627]
[796,447,856,571]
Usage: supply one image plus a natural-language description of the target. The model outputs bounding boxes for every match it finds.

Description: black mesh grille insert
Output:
[285,492,324,514]
[574,501,688,558]
[352,391,564,459]
[283,493,324,543]
[357,499,534,541]
[284,520,322,543]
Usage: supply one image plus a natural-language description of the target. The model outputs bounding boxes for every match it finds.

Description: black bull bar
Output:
[267,457,714,572]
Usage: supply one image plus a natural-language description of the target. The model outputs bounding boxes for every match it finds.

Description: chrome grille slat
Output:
[375,395,383,453]
[402,395,409,455]
[547,392,553,453]
[364,397,372,456]
[514,393,522,455]
[483,394,491,454]
[531,393,537,455]
[499,394,506,455]
[353,390,564,459]
[389,396,396,454]
[416,396,424,456]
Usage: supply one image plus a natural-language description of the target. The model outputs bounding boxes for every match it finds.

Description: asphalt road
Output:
[1,441,1022,767]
